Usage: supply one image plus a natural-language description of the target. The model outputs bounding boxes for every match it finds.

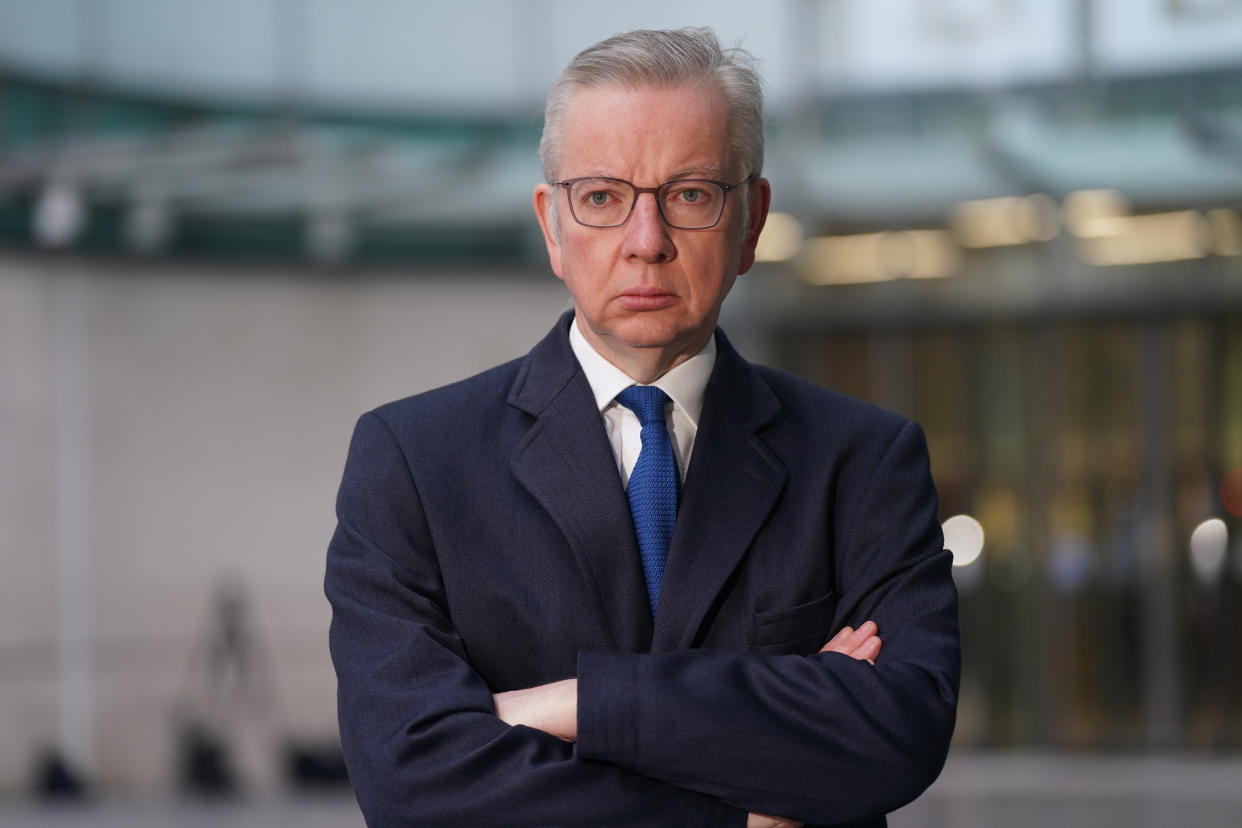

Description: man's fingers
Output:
[821,626,855,652]
[837,634,881,663]
[747,813,804,828]
[820,620,873,653]
[819,620,881,662]
[851,620,878,643]
[856,635,882,663]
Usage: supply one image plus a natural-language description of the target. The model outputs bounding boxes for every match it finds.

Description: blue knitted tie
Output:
[616,385,678,614]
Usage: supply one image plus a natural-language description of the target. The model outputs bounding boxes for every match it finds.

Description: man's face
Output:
[534,83,770,378]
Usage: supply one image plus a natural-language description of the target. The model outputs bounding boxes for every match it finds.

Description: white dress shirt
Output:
[569,315,715,488]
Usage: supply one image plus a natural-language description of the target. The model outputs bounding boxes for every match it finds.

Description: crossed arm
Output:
[493,621,883,742]
[493,622,884,828]
[329,409,958,826]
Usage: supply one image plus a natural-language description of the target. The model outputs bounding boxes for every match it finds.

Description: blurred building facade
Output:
[1,0,1240,796]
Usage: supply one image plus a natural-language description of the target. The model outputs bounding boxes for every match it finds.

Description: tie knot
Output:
[616,385,671,426]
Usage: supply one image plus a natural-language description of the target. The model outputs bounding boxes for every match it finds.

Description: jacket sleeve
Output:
[325,411,745,827]
[576,419,960,825]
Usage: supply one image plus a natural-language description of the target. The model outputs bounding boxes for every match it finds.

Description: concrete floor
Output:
[0,794,365,828]
[2,753,1239,827]
[890,753,1242,828]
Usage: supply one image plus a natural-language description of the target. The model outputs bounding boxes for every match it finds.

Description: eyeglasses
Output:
[555,176,754,230]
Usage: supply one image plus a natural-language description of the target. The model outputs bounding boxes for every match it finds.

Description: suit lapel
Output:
[653,331,787,651]
[507,314,654,651]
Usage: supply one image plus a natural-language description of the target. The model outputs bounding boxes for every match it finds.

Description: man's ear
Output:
[737,176,772,275]
[533,183,564,280]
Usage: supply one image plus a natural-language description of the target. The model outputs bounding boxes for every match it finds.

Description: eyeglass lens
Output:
[566,179,726,229]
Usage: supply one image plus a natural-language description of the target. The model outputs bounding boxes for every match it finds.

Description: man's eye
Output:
[668,185,711,205]
[588,191,611,206]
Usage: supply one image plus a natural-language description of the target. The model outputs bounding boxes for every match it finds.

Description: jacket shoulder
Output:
[752,363,913,438]
[368,356,526,434]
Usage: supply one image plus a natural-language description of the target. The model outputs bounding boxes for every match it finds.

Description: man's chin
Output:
[608,317,684,347]
[610,321,711,359]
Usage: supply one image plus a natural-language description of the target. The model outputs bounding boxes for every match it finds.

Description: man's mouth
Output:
[616,290,677,311]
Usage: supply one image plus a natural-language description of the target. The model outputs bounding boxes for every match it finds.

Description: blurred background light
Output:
[799,233,890,285]
[943,514,985,568]
[950,194,1059,248]
[1063,189,1131,238]
[1062,187,1225,266]
[755,211,804,263]
[1189,518,1229,587]
[1076,210,1211,266]
[1209,208,1242,256]
[903,230,961,279]
[798,229,960,285]
[33,177,86,249]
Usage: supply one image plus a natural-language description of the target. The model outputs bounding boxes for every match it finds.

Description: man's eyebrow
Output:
[667,165,725,179]
[566,165,728,183]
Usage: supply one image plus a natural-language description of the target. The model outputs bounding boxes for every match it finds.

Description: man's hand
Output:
[746,812,803,828]
[490,622,880,742]
[820,620,882,664]
[492,620,878,820]
[492,677,578,742]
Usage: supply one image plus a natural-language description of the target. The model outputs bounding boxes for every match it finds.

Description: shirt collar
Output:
[569,314,715,427]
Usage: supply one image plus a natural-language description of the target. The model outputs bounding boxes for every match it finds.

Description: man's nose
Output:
[622,192,675,263]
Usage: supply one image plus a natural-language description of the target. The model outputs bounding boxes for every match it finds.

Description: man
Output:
[326,27,958,827]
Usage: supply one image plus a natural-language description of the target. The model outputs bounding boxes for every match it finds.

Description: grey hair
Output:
[538,27,765,185]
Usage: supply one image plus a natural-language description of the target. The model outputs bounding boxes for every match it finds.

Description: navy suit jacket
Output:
[326,312,959,827]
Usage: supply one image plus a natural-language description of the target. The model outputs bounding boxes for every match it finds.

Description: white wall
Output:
[0,253,570,792]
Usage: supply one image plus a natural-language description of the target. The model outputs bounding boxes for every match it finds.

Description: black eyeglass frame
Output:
[554,175,756,230]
